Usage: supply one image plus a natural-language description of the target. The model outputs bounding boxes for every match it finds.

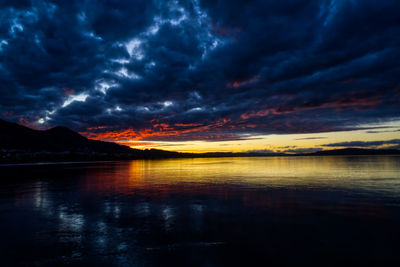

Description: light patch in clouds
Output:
[95,80,118,94]
[169,9,187,26]
[107,105,124,114]
[190,91,202,100]
[116,67,140,79]
[188,107,204,112]
[0,40,8,51]
[84,31,103,41]
[145,61,156,70]
[150,4,187,29]
[111,58,130,64]
[62,93,89,108]
[163,101,174,107]
[125,38,144,60]
[137,106,150,112]
[147,23,160,35]
[10,20,24,35]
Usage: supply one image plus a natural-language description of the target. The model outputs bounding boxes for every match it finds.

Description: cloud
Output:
[366,129,400,134]
[281,147,323,154]
[246,149,277,154]
[322,139,400,148]
[0,0,399,142]
[295,137,327,140]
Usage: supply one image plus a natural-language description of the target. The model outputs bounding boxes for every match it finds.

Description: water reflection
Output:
[81,156,400,197]
[1,156,400,266]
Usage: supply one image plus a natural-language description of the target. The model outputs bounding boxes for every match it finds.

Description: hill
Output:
[0,119,180,162]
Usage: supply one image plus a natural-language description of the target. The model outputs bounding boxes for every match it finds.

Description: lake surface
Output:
[1,156,400,266]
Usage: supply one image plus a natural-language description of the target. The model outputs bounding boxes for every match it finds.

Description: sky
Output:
[0,0,399,153]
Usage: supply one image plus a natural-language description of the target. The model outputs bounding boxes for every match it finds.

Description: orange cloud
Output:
[86,125,109,130]
[175,123,204,127]
[227,76,259,88]
[62,87,75,96]
[79,118,232,142]
[116,141,156,147]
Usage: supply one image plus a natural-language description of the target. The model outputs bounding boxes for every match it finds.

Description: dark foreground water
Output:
[1,156,400,266]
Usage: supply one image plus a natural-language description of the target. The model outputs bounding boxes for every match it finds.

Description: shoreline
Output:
[1,153,400,167]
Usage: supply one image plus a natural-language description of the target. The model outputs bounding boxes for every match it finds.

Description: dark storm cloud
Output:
[0,0,399,141]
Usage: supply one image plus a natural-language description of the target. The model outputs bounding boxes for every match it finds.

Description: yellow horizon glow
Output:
[114,120,400,153]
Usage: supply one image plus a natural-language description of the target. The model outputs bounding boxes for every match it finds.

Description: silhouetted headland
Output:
[1,119,399,163]
[0,119,181,163]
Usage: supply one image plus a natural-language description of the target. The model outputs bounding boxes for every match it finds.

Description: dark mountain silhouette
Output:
[0,119,181,162]
[0,119,133,153]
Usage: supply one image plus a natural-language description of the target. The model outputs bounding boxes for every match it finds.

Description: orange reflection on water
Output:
[81,156,400,198]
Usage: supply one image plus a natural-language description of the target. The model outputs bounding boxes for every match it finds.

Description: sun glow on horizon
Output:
[81,120,400,153]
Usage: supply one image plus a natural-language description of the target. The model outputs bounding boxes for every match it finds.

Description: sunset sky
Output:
[0,0,399,153]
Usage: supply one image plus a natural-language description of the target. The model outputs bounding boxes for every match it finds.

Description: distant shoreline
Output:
[1,151,399,166]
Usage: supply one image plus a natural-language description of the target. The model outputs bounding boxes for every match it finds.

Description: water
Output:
[1,156,400,266]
